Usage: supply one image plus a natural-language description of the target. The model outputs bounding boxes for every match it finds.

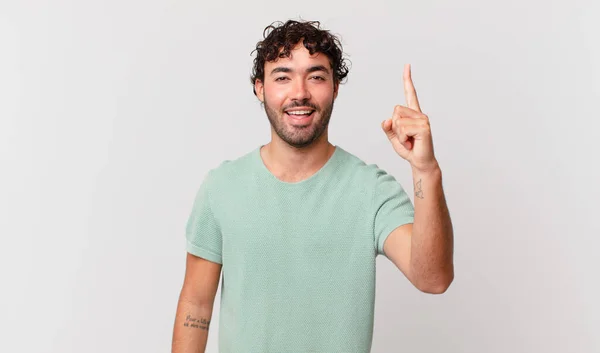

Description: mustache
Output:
[283,100,318,111]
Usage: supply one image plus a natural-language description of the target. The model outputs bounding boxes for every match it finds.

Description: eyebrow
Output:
[269,65,330,76]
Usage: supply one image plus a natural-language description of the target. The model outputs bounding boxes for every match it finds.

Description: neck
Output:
[260,134,335,183]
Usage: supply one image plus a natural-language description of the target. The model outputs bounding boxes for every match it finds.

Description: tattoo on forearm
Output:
[183,314,210,330]
[415,179,424,199]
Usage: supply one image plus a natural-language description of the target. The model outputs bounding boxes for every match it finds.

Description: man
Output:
[172,19,454,353]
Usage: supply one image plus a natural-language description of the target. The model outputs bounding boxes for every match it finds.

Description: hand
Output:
[381,64,438,173]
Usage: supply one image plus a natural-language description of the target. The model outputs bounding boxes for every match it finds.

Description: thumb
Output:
[381,118,395,140]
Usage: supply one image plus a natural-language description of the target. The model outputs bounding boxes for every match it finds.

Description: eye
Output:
[275,77,289,81]
[311,76,325,81]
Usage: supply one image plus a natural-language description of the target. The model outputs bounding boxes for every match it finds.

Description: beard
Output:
[263,97,334,149]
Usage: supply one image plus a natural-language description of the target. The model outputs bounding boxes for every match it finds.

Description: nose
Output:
[291,79,311,101]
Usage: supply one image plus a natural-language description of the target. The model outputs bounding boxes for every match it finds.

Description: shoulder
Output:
[336,146,392,184]
[199,148,257,192]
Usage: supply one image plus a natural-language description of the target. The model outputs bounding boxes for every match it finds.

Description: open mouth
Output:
[285,110,315,123]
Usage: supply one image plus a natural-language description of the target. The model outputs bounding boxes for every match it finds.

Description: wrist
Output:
[412,161,441,177]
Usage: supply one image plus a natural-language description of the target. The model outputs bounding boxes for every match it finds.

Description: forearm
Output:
[410,164,454,293]
[171,297,214,353]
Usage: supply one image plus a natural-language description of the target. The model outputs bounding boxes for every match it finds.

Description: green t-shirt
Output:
[185,145,414,353]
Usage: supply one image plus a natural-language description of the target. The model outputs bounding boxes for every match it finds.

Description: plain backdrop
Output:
[1,0,599,352]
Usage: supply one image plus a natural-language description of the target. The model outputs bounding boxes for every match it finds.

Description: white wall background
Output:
[1,0,599,352]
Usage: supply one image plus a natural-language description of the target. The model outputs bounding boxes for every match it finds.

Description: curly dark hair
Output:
[250,19,350,96]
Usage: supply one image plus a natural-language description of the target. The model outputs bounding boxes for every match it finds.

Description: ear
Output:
[333,80,339,100]
[255,79,265,102]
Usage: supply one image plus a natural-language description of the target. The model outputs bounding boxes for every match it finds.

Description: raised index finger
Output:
[404,64,422,113]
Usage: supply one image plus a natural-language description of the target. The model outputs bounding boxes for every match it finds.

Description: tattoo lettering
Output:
[183,314,210,331]
[415,179,424,199]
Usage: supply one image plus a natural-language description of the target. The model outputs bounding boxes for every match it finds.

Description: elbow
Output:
[416,270,454,295]
[419,281,452,294]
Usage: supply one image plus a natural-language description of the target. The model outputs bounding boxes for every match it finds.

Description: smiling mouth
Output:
[285,109,315,117]
[285,110,315,124]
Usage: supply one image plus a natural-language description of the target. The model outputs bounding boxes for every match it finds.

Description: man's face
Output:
[255,43,339,148]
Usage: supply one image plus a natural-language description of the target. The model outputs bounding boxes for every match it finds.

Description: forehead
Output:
[265,43,331,69]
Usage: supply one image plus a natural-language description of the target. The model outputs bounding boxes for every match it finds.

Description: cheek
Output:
[264,86,287,105]
[315,88,334,105]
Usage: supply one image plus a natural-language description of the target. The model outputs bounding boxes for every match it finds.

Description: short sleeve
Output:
[185,171,223,264]
[372,167,415,256]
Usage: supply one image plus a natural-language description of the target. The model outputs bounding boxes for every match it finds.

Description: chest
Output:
[215,186,375,266]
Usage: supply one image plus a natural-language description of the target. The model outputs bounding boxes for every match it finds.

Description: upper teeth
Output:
[288,110,312,115]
